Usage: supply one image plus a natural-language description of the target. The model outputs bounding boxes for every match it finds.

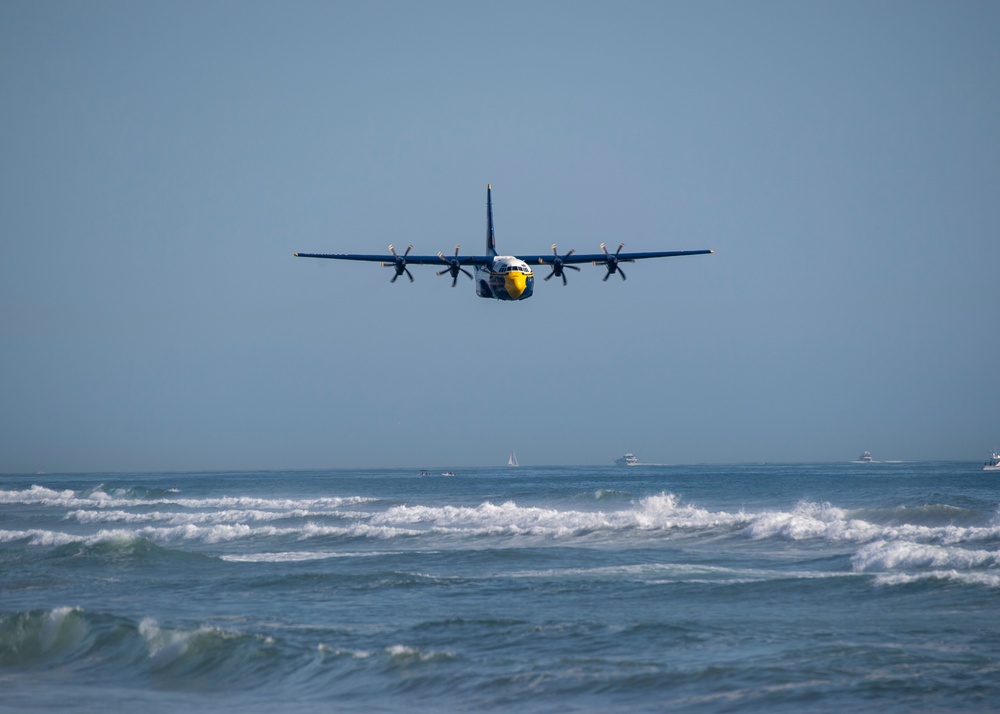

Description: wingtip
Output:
[294,252,300,257]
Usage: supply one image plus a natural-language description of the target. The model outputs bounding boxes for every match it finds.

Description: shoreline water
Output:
[2,462,998,712]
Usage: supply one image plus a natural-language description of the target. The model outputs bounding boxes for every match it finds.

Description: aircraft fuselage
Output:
[475,255,535,300]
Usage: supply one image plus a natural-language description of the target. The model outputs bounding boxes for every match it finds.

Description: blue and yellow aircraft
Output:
[294,185,713,300]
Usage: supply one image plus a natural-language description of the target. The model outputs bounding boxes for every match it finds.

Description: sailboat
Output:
[508,450,519,467]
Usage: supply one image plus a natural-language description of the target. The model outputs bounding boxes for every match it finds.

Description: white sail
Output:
[508,450,519,467]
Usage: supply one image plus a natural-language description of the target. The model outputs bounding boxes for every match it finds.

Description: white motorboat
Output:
[615,453,638,466]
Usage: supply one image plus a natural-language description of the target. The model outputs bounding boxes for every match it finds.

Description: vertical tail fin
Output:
[486,184,497,256]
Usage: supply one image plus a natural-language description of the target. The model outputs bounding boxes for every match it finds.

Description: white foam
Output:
[367,493,747,538]
[0,528,81,546]
[385,644,452,662]
[66,508,333,525]
[744,500,1000,546]
[852,540,1000,572]
[9,483,1000,557]
[505,562,856,586]
[139,617,197,665]
[220,550,398,563]
[0,485,76,504]
[746,500,880,542]
[873,570,1000,588]
[0,486,375,511]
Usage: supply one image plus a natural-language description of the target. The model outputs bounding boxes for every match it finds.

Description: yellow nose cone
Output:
[506,271,527,298]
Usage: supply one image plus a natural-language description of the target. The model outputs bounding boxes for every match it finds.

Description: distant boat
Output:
[859,451,873,462]
[984,452,1000,471]
[508,450,519,467]
[419,470,430,476]
[441,471,455,477]
[615,453,638,466]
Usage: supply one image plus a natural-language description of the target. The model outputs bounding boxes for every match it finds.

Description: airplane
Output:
[294,185,713,301]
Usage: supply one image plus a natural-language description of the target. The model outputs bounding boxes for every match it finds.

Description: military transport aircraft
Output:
[294,185,713,301]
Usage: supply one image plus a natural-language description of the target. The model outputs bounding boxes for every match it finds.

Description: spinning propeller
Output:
[437,245,474,287]
[544,244,580,285]
[600,242,627,281]
[386,244,413,283]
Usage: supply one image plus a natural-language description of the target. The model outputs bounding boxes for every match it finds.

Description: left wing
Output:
[519,243,714,281]
[294,244,490,284]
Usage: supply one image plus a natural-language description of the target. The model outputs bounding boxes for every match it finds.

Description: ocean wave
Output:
[0,485,76,504]
[852,540,1000,572]
[364,494,996,546]
[504,562,856,586]
[0,607,113,669]
[851,503,987,527]
[384,643,455,664]
[745,500,1000,546]
[65,507,369,526]
[0,531,220,567]
[220,550,401,563]
[369,493,747,538]
[594,489,631,500]
[0,606,456,692]
[0,485,376,511]
[746,501,877,542]
[0,607,283,686]
[7,483,999,554]
[872,570,1000,588]
[1,521,424,549]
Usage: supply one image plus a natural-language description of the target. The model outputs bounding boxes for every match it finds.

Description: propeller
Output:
[600,242,627,281]
[544,244,580,285]
[437,245,474,287]
[387,244,414,283]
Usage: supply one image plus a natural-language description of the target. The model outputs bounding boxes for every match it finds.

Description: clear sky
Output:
[2,1,998,472]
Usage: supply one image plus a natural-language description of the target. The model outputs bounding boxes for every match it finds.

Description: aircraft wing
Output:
[294,247,491,285]
[521,248,714,265]
[293,251,490,266]
[518,244,713,282]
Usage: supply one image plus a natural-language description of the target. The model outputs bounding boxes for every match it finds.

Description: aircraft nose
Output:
[506,272,527,298]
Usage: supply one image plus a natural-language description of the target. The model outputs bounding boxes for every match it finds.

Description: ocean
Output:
[2,462,998,712]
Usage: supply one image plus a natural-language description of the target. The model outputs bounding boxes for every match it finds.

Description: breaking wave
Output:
[0,606,457,690]
[8,480,1000,587]
[852,540,1000,572]
[0,485,376,511]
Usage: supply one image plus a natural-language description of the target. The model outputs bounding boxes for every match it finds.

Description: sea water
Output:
[1,462,998,712]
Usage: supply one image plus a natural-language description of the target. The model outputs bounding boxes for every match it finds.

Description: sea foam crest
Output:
[139,617,202,665]
[851,540,1000,572]
[746,501,877,542]
[67,508,325,525]
[0,528,82,547]
[0,485,76,504]
[744,500,1000,546]
[632,492,747,530]
[872,570,1000,588]
[0,485,375,511]
[3,521,422,548]
[367,493,746,537]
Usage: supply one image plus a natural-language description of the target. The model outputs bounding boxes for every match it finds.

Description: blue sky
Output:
[2,1,998,471]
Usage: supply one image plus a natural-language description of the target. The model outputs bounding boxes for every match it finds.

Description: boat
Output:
[984,452,1000,471]
[441,471,455,477]
[859,451,873,462]
[508,450,519,467]
[615,453,638,466]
